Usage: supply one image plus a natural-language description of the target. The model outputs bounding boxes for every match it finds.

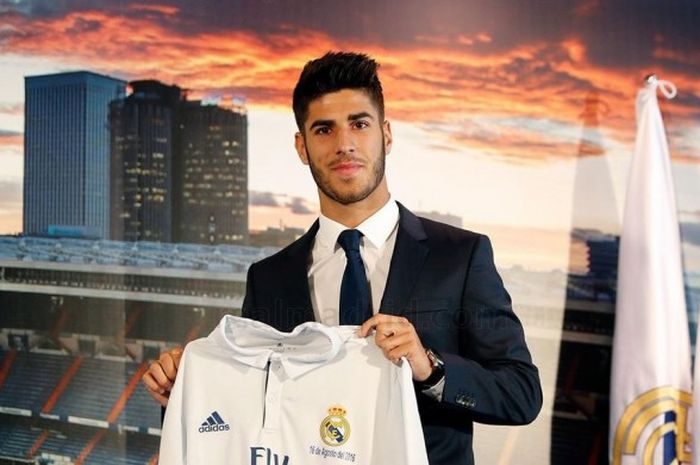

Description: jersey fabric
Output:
[159,315,429,465]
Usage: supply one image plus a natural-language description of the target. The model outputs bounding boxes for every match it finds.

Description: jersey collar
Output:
[212,316,358,379]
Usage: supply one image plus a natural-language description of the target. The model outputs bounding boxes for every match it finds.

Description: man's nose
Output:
[335,128,355,155]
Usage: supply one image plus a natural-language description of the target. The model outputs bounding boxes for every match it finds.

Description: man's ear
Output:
[383,120,393,156]
[294,132,309,165]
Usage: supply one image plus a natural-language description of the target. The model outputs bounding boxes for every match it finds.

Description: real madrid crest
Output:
[612,386,692,465]
[320,405,351,447]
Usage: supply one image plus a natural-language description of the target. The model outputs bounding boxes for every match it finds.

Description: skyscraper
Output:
[110,82,248,245]
[110,81,183,242]
[173,101,248,245]
[23,72,126,238]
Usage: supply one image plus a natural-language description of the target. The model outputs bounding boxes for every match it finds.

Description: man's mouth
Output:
[331,162,363,177]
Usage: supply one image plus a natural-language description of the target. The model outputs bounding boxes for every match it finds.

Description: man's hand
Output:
[357,314,433,381]
[142,347,183,407]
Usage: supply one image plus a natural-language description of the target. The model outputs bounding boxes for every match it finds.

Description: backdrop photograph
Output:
[0,1,699,464]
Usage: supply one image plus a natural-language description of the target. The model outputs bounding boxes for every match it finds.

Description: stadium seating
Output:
[51,357,139,421]
[0,420,43,460]
[0,350,73,412]
[117,382,161,430]
[0,415,159,464]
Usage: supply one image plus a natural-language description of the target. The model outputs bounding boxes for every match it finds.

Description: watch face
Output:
[427,349,439,367]
[427,349,443,368]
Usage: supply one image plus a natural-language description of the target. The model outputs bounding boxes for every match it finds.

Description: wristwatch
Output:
[416,348,445,390]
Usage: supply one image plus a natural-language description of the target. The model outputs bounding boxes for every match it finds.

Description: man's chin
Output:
[327,189,374,205]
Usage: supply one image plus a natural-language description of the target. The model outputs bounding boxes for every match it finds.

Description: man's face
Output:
[295,89,392,205]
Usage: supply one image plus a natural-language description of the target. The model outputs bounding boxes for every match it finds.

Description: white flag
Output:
[609,76,691,465]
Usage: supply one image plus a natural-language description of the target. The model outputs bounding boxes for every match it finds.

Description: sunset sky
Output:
[1,0,699,270]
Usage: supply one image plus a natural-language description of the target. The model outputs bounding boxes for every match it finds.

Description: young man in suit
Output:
[143,51,542,465]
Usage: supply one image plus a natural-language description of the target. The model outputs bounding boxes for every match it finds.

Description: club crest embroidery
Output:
[612,387,692,465]
[319,405,351,447]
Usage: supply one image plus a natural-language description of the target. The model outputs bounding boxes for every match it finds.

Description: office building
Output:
[174,101,248,245]
[109,81,183,242]
[23,72,126,238]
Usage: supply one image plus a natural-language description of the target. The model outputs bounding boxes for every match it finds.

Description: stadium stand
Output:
[117,383,161,431]
[51,358,144,424]
[0,350,73,413]
[0,350,159,431]
[0,415,160,465]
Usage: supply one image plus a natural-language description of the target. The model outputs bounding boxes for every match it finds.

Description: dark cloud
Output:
[8,0,699,91]
[286,197,314,215]
[16,0,697,67]
[681,222,700,247]
[249,190,280,207]
[249,191,316,214]
[5,0,570,49]
[0,0,32,15]
[578,1,700,71]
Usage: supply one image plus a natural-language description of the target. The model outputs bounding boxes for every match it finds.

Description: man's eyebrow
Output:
[309,119,335,130]
[348,112,373,121]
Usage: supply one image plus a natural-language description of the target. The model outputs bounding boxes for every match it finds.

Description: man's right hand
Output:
[142,347,183,407]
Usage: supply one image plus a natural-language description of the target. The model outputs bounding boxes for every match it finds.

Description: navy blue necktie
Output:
[337,229,371,325]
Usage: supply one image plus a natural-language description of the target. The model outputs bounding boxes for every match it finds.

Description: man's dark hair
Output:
[292,51,385,132]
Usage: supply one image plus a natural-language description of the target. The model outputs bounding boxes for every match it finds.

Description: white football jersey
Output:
[159,315,429,465]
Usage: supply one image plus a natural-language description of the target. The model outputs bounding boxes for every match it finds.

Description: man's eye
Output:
[353,120,369,129]
[315,127,331,135]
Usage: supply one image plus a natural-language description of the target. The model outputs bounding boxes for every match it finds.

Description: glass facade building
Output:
[174,101,248,245]
[109,80,182,243]
[23,72,126,239]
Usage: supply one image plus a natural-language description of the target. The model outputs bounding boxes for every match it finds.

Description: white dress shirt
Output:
[307,198,445,400]
[308,198,399,326]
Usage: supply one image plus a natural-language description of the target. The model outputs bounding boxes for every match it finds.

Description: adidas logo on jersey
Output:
[198,411,230,433]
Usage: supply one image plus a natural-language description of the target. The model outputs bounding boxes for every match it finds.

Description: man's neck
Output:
[319,185,390,229]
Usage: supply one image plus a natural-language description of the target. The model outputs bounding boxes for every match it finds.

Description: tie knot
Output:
[337,229,363,254]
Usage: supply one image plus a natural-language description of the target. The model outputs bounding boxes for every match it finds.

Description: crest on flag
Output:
[612,387,691,465]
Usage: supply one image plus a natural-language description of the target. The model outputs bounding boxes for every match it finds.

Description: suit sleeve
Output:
[441,234,542,425]
[241,263,256,319]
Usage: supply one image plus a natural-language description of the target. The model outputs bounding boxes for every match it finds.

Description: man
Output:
[143,51,542,465]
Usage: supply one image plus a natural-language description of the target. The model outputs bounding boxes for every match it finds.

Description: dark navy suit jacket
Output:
[242,202,543,465]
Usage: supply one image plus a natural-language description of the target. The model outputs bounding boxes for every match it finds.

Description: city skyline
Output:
[1,0,699,274]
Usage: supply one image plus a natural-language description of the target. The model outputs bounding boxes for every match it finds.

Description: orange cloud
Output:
[127,3,179,15]
[2,10,698,165]
[0,132,23,149]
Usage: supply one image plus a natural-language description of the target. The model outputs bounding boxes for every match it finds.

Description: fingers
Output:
[376,332,415,363]
[159,351,179,381]
[141,346,183,407]
[170,346,183,368]
[357,314,409,338]
[386,341,416,364]
[142,371,170,407]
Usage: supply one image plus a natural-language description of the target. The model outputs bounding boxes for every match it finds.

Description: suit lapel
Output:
[279,219,318,327]
[282,203,429,324]
[379,202,429,316]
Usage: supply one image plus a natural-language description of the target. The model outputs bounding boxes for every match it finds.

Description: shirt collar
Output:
[211,315,358,379]
[316,198,399,253]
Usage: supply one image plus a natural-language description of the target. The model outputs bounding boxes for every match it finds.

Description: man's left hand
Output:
[357,314,433,382]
